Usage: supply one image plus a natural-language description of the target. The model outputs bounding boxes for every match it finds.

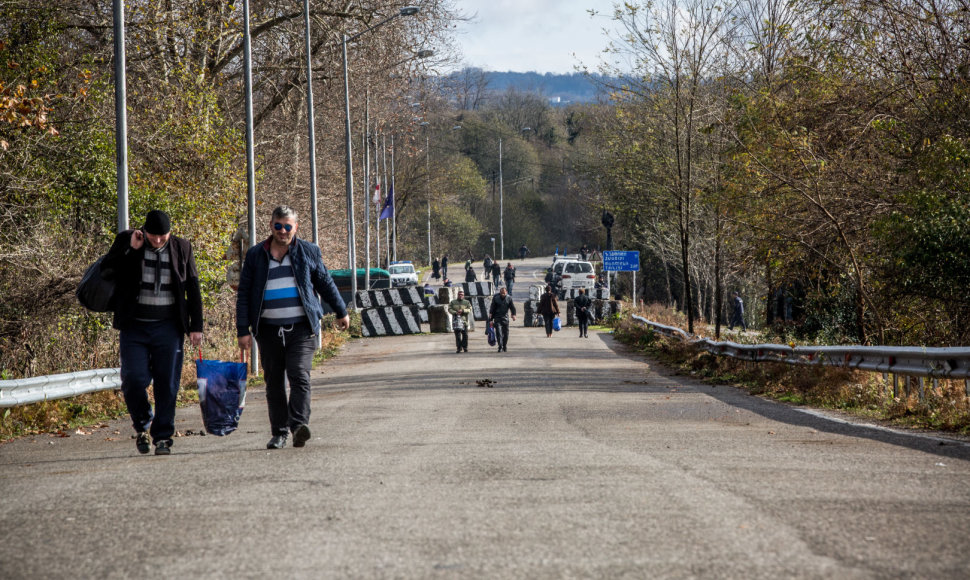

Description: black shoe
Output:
[267,434,288,449]
[456,348,462,353]
[154,440,172,456]
[292,424,311,448]
[135,432,151,454]
[463,348,468,352]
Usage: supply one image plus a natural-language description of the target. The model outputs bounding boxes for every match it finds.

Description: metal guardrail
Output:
[631,315,970,384]
[0,368,121,408]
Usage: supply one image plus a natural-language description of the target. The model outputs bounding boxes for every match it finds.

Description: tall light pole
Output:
[424,128,431,266]
[112,0,128,232]
[342,6,420,306]
[498,138,504,261]
[302,0,319,244]
[242,0,258,373]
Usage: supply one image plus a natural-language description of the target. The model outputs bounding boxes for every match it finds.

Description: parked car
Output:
[552,259,596,296]
[388,261,419,287]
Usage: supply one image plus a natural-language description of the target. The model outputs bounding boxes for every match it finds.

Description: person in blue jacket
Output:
[236,206,350,450]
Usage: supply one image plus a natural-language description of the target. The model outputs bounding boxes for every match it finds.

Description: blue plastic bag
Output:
[486,324,497,346]
[196,358,247,436]
[552,316,561,331]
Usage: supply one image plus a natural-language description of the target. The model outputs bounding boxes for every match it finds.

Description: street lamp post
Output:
[342,6,420,307]
[498,138,504,261]
[302,0,319,244]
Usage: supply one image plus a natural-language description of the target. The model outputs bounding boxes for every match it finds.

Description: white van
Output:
[552,259,596,293]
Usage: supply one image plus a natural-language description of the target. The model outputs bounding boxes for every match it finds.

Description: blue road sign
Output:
[602,250,640,272]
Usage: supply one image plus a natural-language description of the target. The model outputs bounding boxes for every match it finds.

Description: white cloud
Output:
[454,0,616,73]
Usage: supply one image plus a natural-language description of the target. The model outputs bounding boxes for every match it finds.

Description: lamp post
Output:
[498,138,504,260]
[342,6,420,306]
[302,0,319,244]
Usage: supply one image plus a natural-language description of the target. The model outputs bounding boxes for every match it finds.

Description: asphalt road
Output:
[2,256,969,579]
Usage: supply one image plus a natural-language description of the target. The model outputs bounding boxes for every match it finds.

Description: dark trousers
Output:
[543,314,555,335]
[257,320,316,436]
[494,319,510,349]
[729,311,746,331]
[505,279,514,293]
[119,319,184,444]
[578,308,590,336]
[453,328,468,350]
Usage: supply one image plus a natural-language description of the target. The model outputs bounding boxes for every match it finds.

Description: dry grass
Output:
[613,305,970,433]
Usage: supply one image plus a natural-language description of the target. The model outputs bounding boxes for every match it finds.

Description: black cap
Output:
[144,210,171,235]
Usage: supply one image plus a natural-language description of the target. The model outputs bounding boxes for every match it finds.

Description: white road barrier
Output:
[0,369,121,407]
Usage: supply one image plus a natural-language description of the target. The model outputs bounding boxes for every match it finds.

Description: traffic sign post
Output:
[602,251,640,305]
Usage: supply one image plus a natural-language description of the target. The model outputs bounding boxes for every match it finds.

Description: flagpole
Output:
[382,133,390,266]
[363,90,371,289]
[391,133,397,263]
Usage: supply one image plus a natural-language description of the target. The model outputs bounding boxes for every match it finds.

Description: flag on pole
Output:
[372,182,381,206]
[379,185,394,220]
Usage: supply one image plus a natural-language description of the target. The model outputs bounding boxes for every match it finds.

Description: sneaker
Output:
[292,424,311,448]
[154,440,172,456]
[267,434,288,449]
[136,432,151,454]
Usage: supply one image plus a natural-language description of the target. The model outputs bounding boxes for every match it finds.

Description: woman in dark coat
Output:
[537,285,560,338]
[431,257,441,280]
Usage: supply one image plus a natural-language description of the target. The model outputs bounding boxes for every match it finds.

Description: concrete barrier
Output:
[356,287,424,308]
[462,281,493,297]
[593,299,620,321]
[360,305,422,337]
[470,296,492,321]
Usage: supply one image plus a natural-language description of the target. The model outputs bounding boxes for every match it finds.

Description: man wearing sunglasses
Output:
[236,205,350,450]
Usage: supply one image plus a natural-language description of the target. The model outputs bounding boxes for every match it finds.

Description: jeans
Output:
[492,275,501,288]
[493,319,510,350]
[453,329,468,351]
[119,319,184,444]
[504,279,514,294]
[257,320,317,436]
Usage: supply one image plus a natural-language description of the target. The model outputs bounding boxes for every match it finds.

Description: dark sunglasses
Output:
[273,222,293,232]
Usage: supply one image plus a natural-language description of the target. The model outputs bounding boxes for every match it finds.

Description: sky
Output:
[452,0,618,74]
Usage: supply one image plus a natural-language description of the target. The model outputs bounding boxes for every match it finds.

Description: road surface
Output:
[2,256,969,578]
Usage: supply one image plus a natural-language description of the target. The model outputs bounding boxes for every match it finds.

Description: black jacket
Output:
[236,236,347,338]
[101,230,204,334]
[489,293,516,322]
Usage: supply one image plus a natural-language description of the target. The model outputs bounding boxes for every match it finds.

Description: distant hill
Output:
[446,69,618,106]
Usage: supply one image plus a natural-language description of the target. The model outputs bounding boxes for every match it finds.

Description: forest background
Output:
[1,0,968,381]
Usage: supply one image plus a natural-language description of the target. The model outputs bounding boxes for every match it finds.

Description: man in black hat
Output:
[101,210,204,456]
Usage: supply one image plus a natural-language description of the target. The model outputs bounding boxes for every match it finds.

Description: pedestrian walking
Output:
[482,254,493,279]
[448,289,472,353]
[236,205,350,450]
[464,263,478,282]
[490,261,502,288]
[537,284,560,338]
[101,210,204,456]
[580,244,589,261]
[729,291,746,331]
[488,286,517,352]
[574,288,592,338]
[431,257,440,280]
[503,263,516,294]
[519,244,529,260]
[441,255,449,280]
